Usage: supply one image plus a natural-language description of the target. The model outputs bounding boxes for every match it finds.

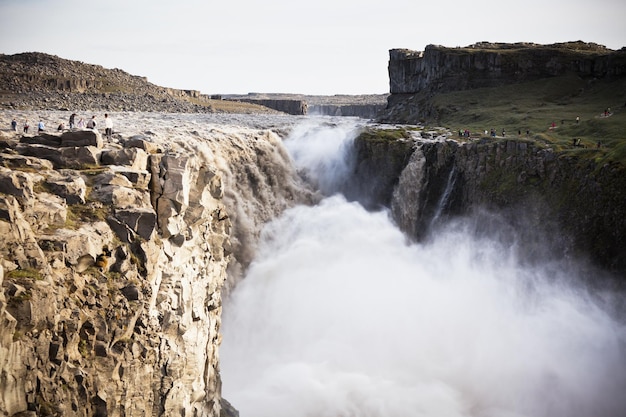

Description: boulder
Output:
[42,171,86,204]
[60,130,103,148]
[20,134,61,147]
[110,167,151,190]
[0,154,54,171]
[89,184,151,209]
[90,171,134,188]
[17,144,100,169]
[124,136,160,154]
[53,222,114,267]
[0,195,46,269]
[0,167,35,200]
[114,208,157,240]
[23,192,67,232]
[100,148,148,170]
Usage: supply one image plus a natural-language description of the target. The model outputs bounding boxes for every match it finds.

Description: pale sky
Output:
[0,0,624,95]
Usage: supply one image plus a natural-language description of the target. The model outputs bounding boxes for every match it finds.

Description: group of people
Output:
[70,113,114,139]
[10,113,114,139]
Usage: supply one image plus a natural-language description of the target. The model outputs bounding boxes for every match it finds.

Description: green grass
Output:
[431,73,626,164]
[359,127,412,142]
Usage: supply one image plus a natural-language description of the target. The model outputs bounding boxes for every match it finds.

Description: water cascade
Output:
[429,165,458,230]
[221,118,626,417]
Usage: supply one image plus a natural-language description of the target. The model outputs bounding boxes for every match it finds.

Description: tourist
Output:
[77,118,85,128]
[38,120,45,132]
[11,119,17,131]
[576,116,580,124]
[23,121,29,133]
[86,115,97,129]
[57,122,65,131]
[69,113,77,129]
[104,113,113,140]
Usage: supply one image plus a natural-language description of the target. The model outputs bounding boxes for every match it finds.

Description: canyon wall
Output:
[230,99,308,115]
[0,117,311,416]
[308,104,385,119]
[382,42,626,124]
[351,133,626,276]
[388,42,626,95]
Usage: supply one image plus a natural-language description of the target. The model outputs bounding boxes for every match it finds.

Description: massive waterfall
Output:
[220,118,626,417]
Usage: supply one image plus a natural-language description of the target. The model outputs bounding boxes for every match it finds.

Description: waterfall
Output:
[429,165,457,229]
[220,118,626,417]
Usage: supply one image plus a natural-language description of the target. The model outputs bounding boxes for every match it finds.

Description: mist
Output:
[220,118,626,417]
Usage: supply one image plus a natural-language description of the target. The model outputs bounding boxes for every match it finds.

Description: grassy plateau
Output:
[431,73,626,165]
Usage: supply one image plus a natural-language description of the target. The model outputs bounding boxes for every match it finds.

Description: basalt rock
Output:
[0,126,240,416]
[381,41,626,124]
[352,132,626,276]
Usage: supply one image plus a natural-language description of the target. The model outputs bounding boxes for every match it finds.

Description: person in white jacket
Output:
[104,113,113,140]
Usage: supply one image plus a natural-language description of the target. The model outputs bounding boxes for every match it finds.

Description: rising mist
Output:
[220,118,626,417]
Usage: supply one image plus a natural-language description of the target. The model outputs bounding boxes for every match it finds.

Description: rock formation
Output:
[349,130,626,276]
[381,41,626,123]
[229,99,308,115]
[308,103,385,119]
[0,115,313,416]
[0,53,278,114]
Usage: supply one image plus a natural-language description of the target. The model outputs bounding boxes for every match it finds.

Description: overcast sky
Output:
[1,0,624,95]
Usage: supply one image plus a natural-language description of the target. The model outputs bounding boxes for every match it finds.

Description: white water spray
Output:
[282,117,365,195]
[221,119,626,417]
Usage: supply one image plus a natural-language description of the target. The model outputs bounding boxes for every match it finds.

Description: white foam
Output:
[221,119,626,417]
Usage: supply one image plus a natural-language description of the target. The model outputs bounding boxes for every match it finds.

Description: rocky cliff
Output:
[227,99,308,116]
[381,41,626,123]
[388,42,626,95]
[0,113,311,416]
[308,104,385,119]
[350,130,626,276]
[0,53,278,114]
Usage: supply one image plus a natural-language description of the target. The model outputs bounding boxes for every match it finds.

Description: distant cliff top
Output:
[0,52,277,113]
[388,41,626,96]
[389,41,618,59]
[0,52,388,113]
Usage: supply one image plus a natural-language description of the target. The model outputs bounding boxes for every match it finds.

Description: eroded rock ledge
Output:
[351,131,626,276]
[0,119,301,416]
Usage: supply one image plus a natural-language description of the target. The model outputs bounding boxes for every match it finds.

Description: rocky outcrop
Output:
[230,99,308,115]
[0,115,312,416]
[351,132,626,275]
[309,104,385,119]
[0,53,279,114]
[388,42,626,95]
[381,41,626,123]
[224,93,390,118]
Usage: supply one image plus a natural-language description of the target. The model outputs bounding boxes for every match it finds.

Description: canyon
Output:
[1,41,625,416]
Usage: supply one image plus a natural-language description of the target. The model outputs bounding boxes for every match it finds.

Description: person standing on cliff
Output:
[10,119,17,131]
[23,121,29,133]
[37,120,45,132]
[69,113,77,129]
[86,115,97,130]
[104,113,113,140]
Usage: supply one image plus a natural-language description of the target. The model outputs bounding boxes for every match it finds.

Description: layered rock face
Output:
[308,104,385,119]
[0,114,310,416]
[351,133,626,275]
[388,42,626,95]
[231,99,308,115]
[382,42,626,123]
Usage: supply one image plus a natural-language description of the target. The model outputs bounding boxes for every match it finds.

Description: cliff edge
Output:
[381,41,626,125]
[0,112,312,416]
